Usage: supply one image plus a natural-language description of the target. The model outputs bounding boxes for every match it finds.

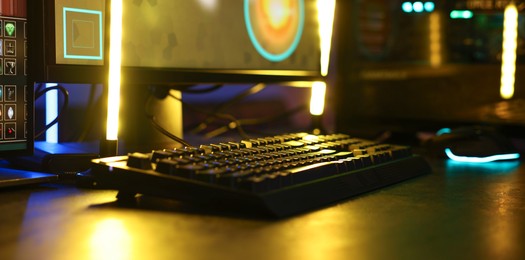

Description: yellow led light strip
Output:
[317,0,336,76]
[106,0,123,141]
[500,4,518,100]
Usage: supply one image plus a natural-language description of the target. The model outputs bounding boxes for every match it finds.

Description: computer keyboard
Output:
[91,132,431,217]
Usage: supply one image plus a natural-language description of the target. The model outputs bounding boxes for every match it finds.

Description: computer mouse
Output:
[425,126,521,163]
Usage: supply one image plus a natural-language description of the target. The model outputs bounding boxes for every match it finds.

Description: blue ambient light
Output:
[412,2,424,12]
[402,2,435,13]
[450,10,473,19]
[402,2,413,13]
[45,83,59,143]
[436,128,451,135]
[424,2,435,12]
[444,148,520,163]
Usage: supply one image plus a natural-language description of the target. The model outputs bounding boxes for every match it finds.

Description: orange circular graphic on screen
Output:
[245,0,305,62]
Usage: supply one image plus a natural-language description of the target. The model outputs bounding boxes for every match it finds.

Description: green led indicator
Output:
[5,22,15,36]
[450,10,473,19]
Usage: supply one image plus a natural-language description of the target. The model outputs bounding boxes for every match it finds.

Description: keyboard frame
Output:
[91,154,431,217]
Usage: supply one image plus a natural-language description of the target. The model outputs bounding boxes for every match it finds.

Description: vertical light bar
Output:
[310,81,326,116]
[429,12,442,67]
[45,83,59,143]
[500,4,518,100]
[106,0,123,141]
[317,0,336,76]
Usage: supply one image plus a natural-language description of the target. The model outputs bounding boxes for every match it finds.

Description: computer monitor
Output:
[28,0,108,84]
[334,0,525,137]
[120,0,322,85]
[0,0,33,156]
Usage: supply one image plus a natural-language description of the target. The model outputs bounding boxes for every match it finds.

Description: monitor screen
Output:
[0,0,33,156]
[28,0,107,84]
[334,0,525,135]
[121,0,323,84]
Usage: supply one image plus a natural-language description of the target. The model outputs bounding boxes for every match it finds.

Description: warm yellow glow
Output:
[429,12,442,67]
[263,0,292,29]
[90,218,132,260]
[500,4,518,100]
[310,81,326,116]
[107,0,123,140]
[317,0,336,76]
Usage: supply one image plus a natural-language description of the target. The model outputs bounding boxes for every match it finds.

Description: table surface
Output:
[1,158,525,260]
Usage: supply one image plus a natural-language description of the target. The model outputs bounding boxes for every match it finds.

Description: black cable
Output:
[188,83,266,134]
[167,92,250,139]
[147,114,194,147]
[34,85,69,139]
[144,95,194,148]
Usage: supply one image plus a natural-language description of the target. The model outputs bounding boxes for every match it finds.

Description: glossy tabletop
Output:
[1,158,525,260]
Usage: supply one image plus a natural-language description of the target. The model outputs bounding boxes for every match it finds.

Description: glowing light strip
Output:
[445,148,520,163]
[106,0,123,141]
[317,0,336,76]
[45,83,59,143]
[244,0,305,62]
[500,4,518,99]
[429,12,441,67]
[450,10,473,19]
[310,81,326,116]
[436,128,451,136]
[63,7,104,60]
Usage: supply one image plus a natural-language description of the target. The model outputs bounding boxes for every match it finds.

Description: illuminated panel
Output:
[0,4,31,154]
[244,0,305,62]
[500,4,518,100]
[54,0,105,65]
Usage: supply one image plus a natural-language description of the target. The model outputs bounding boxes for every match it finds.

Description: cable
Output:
[147,114,194,147]
[167,91,250,139]
[34,85,69,139]
[188,83,266,134]
[144,94,194,148]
